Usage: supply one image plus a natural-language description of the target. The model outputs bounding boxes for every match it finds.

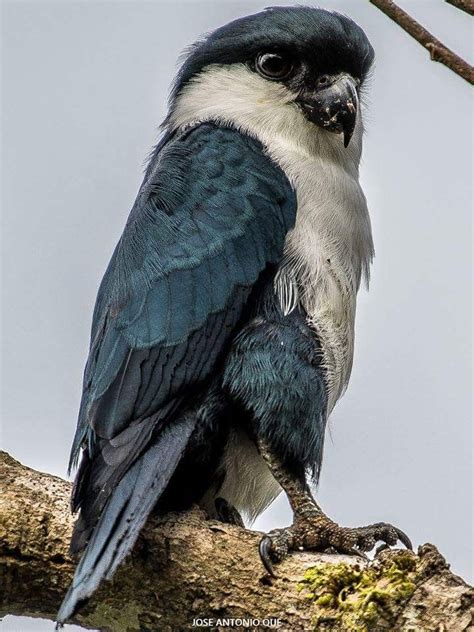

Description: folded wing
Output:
[57,122,296,623]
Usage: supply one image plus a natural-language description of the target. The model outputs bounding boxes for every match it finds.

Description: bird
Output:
[57,6,411,625]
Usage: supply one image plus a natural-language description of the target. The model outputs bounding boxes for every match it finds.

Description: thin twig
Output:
[445,0,474,16]
[369,0,474,84]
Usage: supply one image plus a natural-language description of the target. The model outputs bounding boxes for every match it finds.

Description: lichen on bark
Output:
[298,550,418,630]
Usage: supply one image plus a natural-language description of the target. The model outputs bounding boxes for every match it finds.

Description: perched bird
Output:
[58,6,411,624]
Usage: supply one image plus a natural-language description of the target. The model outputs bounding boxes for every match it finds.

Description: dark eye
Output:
[255,52,294,80]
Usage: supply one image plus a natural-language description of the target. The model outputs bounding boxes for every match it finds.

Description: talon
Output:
[395,527,413,550]
[259,536,276,577]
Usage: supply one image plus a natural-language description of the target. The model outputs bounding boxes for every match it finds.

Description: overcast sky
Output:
[1,1,472,630]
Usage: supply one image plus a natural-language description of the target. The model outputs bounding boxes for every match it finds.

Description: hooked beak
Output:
[297,73,359,148]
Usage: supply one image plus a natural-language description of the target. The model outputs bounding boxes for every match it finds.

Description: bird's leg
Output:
[256,439,412,576]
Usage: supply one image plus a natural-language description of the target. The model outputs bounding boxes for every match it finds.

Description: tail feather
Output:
[57,415,195,625]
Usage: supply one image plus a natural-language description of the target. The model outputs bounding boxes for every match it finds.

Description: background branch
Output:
[0,451,472,631]
[370,0,474,84]
[445,0,474,17]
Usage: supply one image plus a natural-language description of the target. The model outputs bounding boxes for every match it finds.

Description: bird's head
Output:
[168,6,374,149]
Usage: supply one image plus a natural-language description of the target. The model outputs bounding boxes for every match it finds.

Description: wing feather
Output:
[69,121,296,541]
[60,123,296,623]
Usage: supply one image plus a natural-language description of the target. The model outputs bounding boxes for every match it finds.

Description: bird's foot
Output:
[214,497,245,527]
[259,510,412,576]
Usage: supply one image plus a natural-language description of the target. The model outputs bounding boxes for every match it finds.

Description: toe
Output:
[369,523,412,550]
[356,533,376,551]
[259,536,276,577]
[382,526,399,546]
[394,527,413,550]
[328,526,358,550]
[337,522,412,554]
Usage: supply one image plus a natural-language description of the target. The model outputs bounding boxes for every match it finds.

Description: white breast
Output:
[169,63,374,414]
[270,143,373,413]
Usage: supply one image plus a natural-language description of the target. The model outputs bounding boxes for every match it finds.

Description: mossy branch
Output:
[0,451,472,631]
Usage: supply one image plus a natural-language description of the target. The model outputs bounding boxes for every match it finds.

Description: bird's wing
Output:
[57,122,295,623]
[71,120,296,523]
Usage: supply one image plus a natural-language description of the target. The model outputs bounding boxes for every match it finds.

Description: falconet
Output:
[58,6,411,624]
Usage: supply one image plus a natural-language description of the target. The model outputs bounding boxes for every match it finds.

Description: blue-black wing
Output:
[57,123,296,623]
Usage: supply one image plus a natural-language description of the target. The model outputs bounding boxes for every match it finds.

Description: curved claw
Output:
[259,536,276,577]
[395,527,413,550]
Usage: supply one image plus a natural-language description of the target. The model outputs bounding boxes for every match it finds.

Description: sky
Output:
[1,1,472,630]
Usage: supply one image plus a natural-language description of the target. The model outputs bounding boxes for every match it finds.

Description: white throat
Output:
[168,64,374,413]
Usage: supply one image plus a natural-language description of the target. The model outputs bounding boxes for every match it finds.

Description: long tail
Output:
[57,415,195,625]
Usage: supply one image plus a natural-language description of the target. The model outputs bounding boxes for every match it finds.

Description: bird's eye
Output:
[255,52,294,80]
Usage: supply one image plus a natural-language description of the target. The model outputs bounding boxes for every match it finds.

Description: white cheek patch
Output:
[168,63,296,133]
[168,63,365,164]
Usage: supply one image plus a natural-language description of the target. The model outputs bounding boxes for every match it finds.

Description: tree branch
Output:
[1,451,472,631]
[369,0,474,84]
[445,0,474,17]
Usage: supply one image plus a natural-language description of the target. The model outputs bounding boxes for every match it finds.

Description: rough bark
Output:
[0,451,472,631]
[445,0,474,17]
